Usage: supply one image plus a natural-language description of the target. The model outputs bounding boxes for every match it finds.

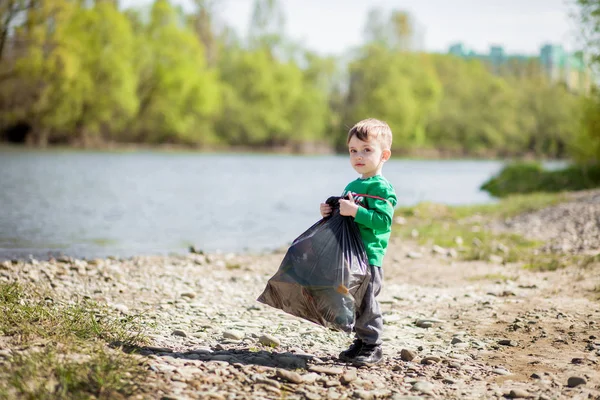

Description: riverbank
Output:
[0,142,571,161]
[1,191,599,399]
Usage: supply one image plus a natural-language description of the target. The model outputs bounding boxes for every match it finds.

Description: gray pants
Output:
[354,265,383,345]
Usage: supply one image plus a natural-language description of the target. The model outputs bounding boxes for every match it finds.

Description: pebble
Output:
[258,334,280,347]
[415,318,444,328]
[411,381,435,395]
[400,349,417,362]
[493,368,511,375]
[507,389,533,398]
[353,390,374,400]
[276,369,303,384]
[171,330,187,338]
[341,370,357,385]
[567,376,586,387]
[222,331,244,340]
[308,365,344,375]
[421,356,441,365]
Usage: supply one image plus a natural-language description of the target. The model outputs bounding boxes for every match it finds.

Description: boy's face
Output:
[348,135,391,178]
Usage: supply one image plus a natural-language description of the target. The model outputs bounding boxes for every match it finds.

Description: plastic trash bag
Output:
[257,196,371,333]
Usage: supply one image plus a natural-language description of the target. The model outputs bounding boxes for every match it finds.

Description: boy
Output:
[320,118,397,366]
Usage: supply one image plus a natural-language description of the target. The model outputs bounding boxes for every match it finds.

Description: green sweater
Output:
[342,175,397,267]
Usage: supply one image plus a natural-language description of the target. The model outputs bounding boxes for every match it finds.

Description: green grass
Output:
[467,273,517,282]
[480,162,600,197]
[394,192,581,270]
[0,283,150,399]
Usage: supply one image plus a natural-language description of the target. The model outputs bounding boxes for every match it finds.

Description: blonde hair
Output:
[347,118,393,149]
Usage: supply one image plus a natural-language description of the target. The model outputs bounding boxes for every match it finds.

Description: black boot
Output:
[338,339,364,362]
[351,343,383,366]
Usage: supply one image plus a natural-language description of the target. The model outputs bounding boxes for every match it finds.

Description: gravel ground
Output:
[492,190,600,254]
[1,193,599,399]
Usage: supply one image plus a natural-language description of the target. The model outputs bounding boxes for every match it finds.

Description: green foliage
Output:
[571,92,600,163]
[216,47,329,146]
[343,44,442,151]
[128,0,221,145]
[426,55,520,155]
[480,162,600,197]
[65,2,139,145]
[0,0,596,157]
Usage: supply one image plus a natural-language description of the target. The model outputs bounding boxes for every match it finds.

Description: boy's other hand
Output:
[320,203,332,218]
[339,193,358,217]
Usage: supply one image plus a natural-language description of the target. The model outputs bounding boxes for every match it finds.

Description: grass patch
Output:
[480,162,600,197]
[394,192,572,267]
[0,283,150,399]
[467,274,516,282]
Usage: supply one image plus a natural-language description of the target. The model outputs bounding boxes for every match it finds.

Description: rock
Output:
[394,217,407,225]
[258,334,280,347]
[432,245,446,255]
[308,365,344,375]
[421,356,441,365]
[276,369,303,384]
[498,339,518,347]
[451,337,463,344]
[113,304,129,314]
[180,292,196,299]
[411,381,434,395]
[172,329,187,338]
[506,389,533,398]
[146,346,173,353]
[415,318,443,328]
[222,330,244,340]
[301,373,319,384]
[567,376,586,387]
[400,349,417,361]
[530,372,543,379]
[489,255,504,264]
[353,390,374,400]
[493,368,511,375]
[341,370,357,385]
[392,397,424,400]
[407,251,423,259]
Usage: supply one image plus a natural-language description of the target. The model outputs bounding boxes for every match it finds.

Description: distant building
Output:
[448,42,592,93]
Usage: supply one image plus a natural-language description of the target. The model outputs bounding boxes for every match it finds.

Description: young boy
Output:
[320,118,397,366]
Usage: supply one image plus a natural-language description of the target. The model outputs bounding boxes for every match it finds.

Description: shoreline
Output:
[0,143,571,162]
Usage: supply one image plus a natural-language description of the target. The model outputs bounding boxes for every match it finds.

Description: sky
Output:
[121,0,581,56]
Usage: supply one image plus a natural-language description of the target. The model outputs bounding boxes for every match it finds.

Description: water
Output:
[0,150,554,261]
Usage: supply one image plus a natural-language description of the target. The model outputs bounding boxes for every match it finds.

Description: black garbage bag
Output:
[257,196,371,333]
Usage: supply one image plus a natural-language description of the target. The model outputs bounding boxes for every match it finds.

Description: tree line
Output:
[0,0,597,161]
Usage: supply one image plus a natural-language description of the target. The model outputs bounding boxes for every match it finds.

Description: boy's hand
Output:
[320,203,332,218]
[339,193,359,217]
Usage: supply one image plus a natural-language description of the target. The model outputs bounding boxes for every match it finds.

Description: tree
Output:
[343,44,442,152]
[571,0,600,163]
[65,1,139,146]
[128,0,221,145]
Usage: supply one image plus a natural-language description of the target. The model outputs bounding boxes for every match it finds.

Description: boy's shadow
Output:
[119,344,323,370]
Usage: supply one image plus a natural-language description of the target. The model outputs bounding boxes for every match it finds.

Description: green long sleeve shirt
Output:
[342,175,397,267]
